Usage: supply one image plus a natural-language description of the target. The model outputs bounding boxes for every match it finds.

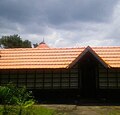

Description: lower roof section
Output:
[0,46,120,69]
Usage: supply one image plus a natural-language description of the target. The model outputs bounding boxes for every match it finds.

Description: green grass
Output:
[0,105,56,115]
[31,106,56,115]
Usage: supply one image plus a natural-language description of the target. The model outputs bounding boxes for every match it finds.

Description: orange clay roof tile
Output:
[0,47,85,69]
[92,47,120,68]
[0,46,120,69]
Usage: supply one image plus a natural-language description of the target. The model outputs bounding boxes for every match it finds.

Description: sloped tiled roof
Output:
[0,46,120,69]
[93,47,120,68]
[0,47,85,69]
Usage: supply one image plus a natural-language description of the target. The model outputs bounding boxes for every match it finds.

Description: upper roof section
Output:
[0,46,120,69]
[36,40,49,48]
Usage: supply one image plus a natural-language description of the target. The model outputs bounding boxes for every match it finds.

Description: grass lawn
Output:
[0,105,56,115]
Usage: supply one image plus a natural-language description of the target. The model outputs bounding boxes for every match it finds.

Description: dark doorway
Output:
[80,52,97,98]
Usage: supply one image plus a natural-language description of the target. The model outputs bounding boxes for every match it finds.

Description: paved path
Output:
[41,104,120,115]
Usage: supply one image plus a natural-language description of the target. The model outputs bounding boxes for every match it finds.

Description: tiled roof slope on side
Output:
[0,47,85,69]
[0,46,120,69]
[92,47,120,68]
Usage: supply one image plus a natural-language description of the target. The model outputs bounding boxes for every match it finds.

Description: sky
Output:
[0,0,120,48]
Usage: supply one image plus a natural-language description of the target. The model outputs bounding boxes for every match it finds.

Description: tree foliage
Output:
[0,83,35,115]
[33,43,38,48]
[0,34,32,48]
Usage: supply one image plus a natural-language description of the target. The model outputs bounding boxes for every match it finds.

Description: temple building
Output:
[0,41,120,98]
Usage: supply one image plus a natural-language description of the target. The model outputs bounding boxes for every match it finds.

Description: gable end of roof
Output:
[68,46,110,68]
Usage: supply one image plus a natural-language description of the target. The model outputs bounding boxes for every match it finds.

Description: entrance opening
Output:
[80,52,98,98]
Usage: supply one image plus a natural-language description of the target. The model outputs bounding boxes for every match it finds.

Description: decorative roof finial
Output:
[43,37,45,43]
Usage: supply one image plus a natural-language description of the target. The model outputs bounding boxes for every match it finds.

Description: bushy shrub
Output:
[0,83,35,115]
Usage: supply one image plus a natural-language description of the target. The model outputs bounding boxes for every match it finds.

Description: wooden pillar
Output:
[43,69,45,89]
[25,70,27,87]
[116,70,118,88]
[34,70,37,89]
[107,68,109,88]
[69,69,71,88]
[8,70,10,83]
[96,64,99,89]
[51,69,53,89]
[60,69,62,88]
[16,70,19,87]
[0,71,2,85]
[78,65,81,89]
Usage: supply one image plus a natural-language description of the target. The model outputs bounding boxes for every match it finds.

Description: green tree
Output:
[22,40,32,48]
[0,34,32,48]
[0,84,16,115]
[33,43,38,48]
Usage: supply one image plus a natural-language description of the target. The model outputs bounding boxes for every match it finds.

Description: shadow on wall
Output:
[32,89,120,106]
